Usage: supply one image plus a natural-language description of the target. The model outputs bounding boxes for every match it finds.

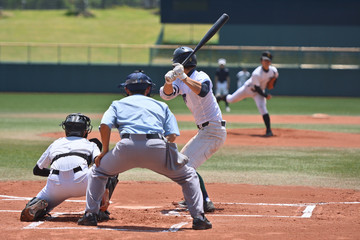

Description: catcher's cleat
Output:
[97,210,110,222]
[78,212,98,226]
[20,199,48,222]
[192,214,212,230]
[204,200,215,213]
[265,129,273,137]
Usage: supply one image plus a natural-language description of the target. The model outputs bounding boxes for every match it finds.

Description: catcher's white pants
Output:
[36,167,90,212]
[181,121,227,169]
[226,85,269,115]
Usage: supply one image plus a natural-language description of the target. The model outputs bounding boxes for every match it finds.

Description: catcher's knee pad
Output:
[20,197,48,222]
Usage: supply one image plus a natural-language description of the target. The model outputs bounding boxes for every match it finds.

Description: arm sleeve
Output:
[254,85,268,98]
[198,80,210,97]
[33,164,50,177]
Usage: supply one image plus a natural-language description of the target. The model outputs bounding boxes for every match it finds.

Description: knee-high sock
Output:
[196,172,209,201]
[262,113,271,131]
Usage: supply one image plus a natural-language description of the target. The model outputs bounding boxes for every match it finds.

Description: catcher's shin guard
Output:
[20,197,48,222]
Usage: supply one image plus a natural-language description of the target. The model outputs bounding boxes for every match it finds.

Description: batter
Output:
[160,46,227,212]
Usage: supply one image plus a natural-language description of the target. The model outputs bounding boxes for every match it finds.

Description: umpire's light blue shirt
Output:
[101,94,180,136]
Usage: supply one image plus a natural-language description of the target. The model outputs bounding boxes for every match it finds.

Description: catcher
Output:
[223,51,279,136]
[20,113,118,222]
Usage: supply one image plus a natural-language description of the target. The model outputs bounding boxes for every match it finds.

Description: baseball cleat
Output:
[204,200,215,212]
[97,210,110,222]
[265,129,273,137]
[192,215,212,230]
[78,212,98,226]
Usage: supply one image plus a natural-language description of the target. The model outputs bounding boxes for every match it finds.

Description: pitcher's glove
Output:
[267,77,277,90]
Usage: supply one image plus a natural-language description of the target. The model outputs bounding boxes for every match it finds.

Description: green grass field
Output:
[0,93,359,189]
[0,8,218,63]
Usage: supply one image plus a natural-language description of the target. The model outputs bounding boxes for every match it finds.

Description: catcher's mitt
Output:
[267,77,277,90]
[20,198,48,222]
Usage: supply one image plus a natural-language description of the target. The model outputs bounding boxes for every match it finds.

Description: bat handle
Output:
[181,52,194,66]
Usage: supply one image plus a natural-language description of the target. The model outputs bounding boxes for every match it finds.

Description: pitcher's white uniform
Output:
[35,137,100,212]
[227,66,279,115]
[160,70,227,169]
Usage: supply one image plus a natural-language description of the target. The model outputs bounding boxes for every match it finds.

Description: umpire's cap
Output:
[119,70,154,93]
[261,51,273,61]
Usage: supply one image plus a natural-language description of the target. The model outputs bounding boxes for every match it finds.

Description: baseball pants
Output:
[226,85,269,115]
[85,135,204,218]
[181,121,227,169]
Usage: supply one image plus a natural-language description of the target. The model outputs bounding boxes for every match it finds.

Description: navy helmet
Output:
[119,70,154,95]
[172,46,197,68]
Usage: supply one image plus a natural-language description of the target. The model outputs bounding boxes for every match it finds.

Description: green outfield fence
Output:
[1,42,360,69]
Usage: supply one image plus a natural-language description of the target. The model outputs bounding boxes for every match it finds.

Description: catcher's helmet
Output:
[61,113,92,138]
[120,70,154,96]
[172,46,197,68]
[261,51,273,61]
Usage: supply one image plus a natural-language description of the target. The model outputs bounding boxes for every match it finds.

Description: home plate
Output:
[114,205,162,209]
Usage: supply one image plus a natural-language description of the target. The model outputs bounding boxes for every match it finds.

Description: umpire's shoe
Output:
[78,212,98,226]
[192,214,212,230]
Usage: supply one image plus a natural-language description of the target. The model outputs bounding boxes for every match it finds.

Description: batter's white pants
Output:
[181,121,227,169]
[226,85,269,115]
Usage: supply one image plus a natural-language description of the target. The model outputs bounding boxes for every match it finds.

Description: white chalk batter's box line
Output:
[1,195,360,233]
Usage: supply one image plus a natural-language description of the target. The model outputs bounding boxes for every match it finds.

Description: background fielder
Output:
[214,58,231,112]
[225,51,279,136]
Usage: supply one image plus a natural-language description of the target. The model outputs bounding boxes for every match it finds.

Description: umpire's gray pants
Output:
[85,135,204,218]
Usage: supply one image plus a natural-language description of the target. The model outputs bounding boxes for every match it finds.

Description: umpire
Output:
[78,70,212,230]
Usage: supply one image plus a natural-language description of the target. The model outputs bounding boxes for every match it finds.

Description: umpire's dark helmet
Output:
[120,70,154,96]
[172,46,197,68]
[61,113,92,138]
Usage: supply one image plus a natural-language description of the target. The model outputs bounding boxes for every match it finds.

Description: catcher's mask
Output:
[119,70,154,96]
[172,46,197,68]
[61,113,92,138]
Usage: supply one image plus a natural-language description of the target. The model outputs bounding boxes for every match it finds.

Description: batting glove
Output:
[165,70,176,84]
[172,63,187,80]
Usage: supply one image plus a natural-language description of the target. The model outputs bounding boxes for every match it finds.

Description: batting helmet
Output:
[60,113,92,138]
[261,51,273,61]
[172,46,197,68]
[120,70,154,96]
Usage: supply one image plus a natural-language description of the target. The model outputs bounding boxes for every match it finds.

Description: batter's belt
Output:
[197,120,226,129]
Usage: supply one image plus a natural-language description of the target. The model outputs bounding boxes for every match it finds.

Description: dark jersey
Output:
[215,68,229,83]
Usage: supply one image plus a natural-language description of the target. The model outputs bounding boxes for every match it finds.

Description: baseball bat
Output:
[182,13,229,66]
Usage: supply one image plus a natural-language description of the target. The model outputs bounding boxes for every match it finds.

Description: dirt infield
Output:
[1,181,360,239]
[1,114,360,239]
